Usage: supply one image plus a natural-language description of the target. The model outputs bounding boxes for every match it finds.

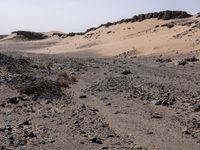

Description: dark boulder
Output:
[152,12,159,18]
[145,13,154,19]
[122,70,132,75]
[79,95,87,99]
[132,16,138,22]
[193,104,200,111]
[138,14,145,22]
[159,11,172,20]
[8,97,18,104]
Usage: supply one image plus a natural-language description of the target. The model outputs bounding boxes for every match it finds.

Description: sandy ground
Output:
[1,15,200,150]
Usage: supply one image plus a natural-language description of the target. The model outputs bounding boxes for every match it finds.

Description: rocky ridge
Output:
[70,10,192,37]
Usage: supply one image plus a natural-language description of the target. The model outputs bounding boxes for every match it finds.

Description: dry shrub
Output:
[40,62,53,70]
[57,71,77,88]
[70,75,77,84]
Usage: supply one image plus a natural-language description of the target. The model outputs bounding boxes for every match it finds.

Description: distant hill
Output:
[0,35,8,40]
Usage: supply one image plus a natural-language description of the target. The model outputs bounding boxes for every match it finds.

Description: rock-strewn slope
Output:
[1,52,200,149]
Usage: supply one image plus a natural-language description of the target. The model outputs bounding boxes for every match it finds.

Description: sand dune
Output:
[1,13,199,57]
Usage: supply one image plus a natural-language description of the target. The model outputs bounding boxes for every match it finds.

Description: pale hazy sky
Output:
[0,0,199,34]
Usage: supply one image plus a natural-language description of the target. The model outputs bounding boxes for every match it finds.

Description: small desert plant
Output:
[57,71,77,88]
[57,71,70,88]
[40,62,53,70]
[70,75,77,84]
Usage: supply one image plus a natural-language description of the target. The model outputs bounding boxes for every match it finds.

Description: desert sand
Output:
[1,11,200,150]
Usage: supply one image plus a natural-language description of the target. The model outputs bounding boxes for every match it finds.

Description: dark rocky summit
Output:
[85,11,191,33]
[156,11,191,20]
[65,10,192,37]
[11,31,48,40]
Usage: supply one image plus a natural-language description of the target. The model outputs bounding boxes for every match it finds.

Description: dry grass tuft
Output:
[57,71,77,88]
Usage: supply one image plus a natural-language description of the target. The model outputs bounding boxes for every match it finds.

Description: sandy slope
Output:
[1,16,199,57]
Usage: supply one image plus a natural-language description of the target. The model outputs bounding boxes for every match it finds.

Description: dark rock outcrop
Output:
[158,11,192,20]
[11,31,48,40]
[197,13,200,18]
[66,10,192,37]
[91,11,191,32]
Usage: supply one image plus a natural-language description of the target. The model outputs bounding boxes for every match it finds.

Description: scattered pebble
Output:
[89,137,103,144]
[151,113,163,119]
[151,100,162,105]
[8,97,18,104]
[122,70,132,75]
[79,95,87,99]
[193,104,200,111]
[100,146,109,149]
[182,128,191,135]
